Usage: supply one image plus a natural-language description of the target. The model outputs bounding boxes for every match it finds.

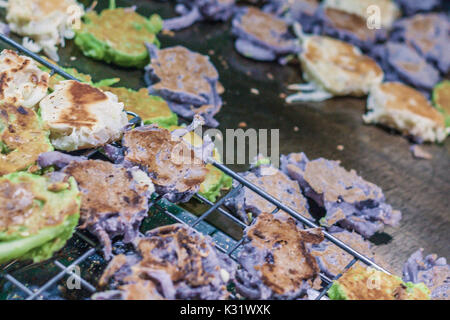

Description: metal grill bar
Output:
[0,33,388,301]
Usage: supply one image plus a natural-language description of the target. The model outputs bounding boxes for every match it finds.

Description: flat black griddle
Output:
[0,0,448,300]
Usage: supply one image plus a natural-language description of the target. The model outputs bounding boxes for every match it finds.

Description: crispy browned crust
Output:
[0,103,51,176]
[239,7,292,48]
[246,212,323,295]
[53,81,107,129]
[123,126,207,196]
[62,160,148,225]
[378,82,445,126]
[150,46,218,96]
[324,8,377,41]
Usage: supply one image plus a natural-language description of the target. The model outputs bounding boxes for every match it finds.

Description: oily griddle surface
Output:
[2,0,448,275]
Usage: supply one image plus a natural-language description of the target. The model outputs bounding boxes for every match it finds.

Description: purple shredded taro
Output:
[281,153,401,238]
[370,41,441,95]
[390,13,450,74]
[403,249,450,300]
[163,0,236,30]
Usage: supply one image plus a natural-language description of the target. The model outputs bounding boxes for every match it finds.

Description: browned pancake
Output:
[123,126,208,197]
[62,160,149,225]
[324,8,376,41]
[0,103,52,176]
[378,82,445,126]
[243,212,323,296]
[239,7,292,48]
[150,46,219,97]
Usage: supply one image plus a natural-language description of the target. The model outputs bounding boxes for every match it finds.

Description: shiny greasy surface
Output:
[1,0,446,274]
[0,103,52,176]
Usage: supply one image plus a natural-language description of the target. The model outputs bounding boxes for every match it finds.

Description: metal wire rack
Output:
[0,33,389,300]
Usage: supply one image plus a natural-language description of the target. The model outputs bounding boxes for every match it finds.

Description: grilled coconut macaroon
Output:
[164,0,236,31]
[169,125,232,202]
[403,249,449,300]
[0,103,53,176]
[281,153,401,238]
[102,87,178,128]
[433,81,450,127]
[75,0,162,68]
[235,211,324,299]
[328,265,431,300]
[225,161,312,225]
[94,224,236,300]
[145,45,223,127]
[363,82,448,143]
[370,42,440,94]
[107,116,212,203]
[38,152,154,259]
[323,0,400,29]
[286,27,383,103]
[5,0,84,62]
[0,171,80,264]
[390,13,450,75]
[310,226,388,279]
[0,49,49,108]
[232,6,300,63]
[39,80,128,151]
[395,0,443,16]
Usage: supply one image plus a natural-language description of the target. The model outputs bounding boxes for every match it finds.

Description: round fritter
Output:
[97,224,236,300]
[123,125,208,203]
[0,49,49,107]
[390,13,450,74]
[403,249,449,300]
[62,159,154,259]
[323,0,400,29]
[0,103,52,176]
[300,36,383,96]
[236,212,324,299]
[281,152,401,238]
[147,46,220,105]
[0,172,80,263]
[232,6,299,61]
[103,87,177,128]
[364,82,448,143]
[226,164,312,224]
[317,7,386,51]
[328,265,430,300]
[75,7,162,68]
[39,80,128,151]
